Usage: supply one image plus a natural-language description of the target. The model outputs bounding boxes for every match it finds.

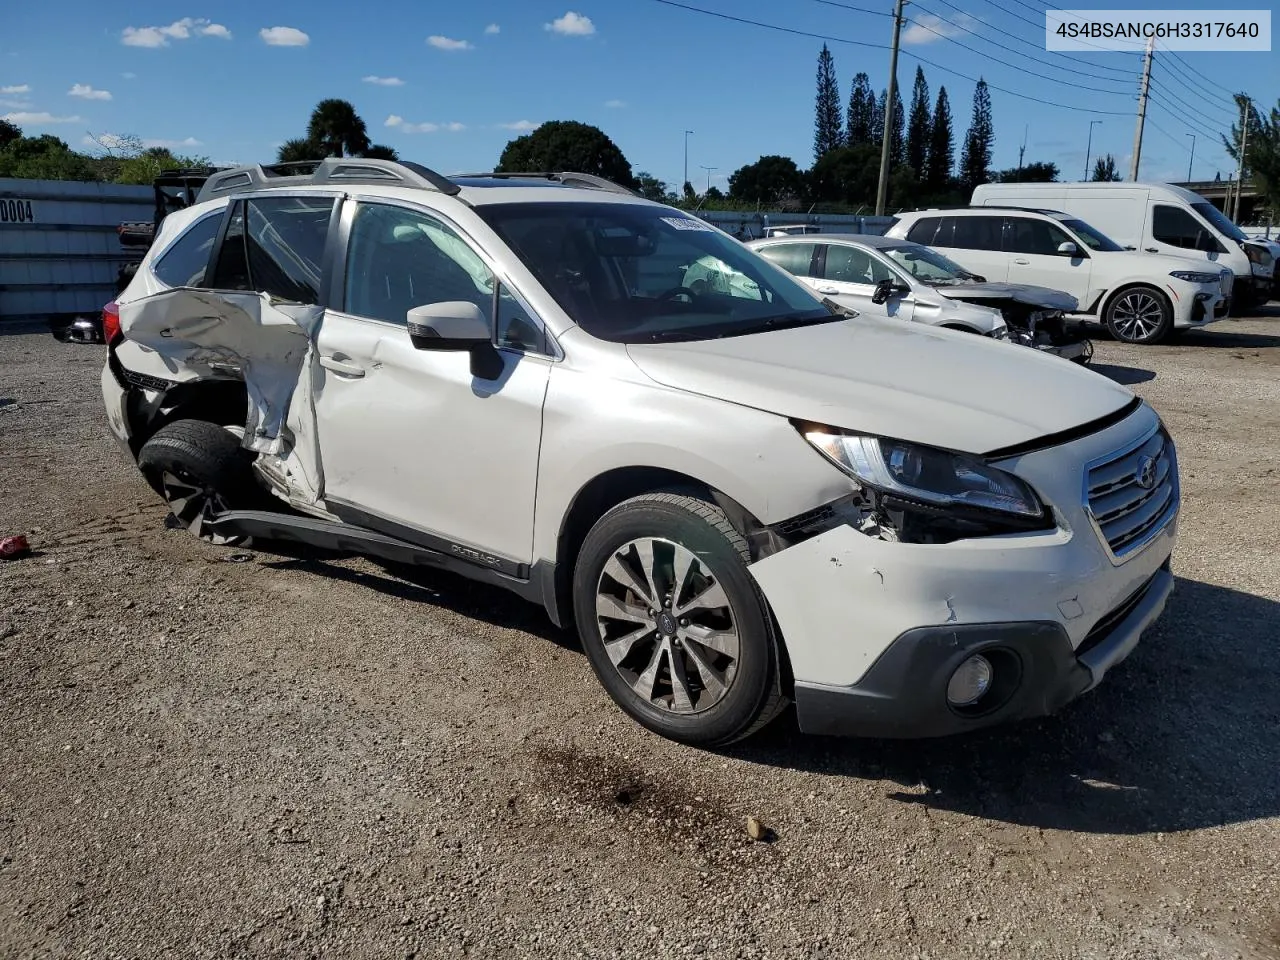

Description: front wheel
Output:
[1105,286,1173,344]
[572,491,786,746]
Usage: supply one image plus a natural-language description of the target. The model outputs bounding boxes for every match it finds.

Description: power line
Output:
[806,0,894,19]
[646,0,1135,115]
[901,6,1135,95]
[1145,90,1227,142]
[976,0,1144,59]
[920,0,1138,78]
[1147,74,1234,127]
[1150,53,1239,117]
[1156,43,1241,99]
[1145,105,1232,167]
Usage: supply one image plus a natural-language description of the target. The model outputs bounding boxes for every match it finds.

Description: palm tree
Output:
[361,143,399,160]
[277,138,323,164]
[306,99,371,157]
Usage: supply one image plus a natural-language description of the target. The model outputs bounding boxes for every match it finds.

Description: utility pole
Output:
[683,130,693,190]
[1129,35,1153,181]
[1230,99,1249,220]
[1017,125,1027,180]
[1185,134,1196,182]
[700,165,717,194]
[1084,120,1101,180]
[875,0,906,216]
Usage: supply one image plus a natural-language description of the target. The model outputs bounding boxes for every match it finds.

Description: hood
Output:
[934,281,1077,312]
[626,317,1133,455]
[1105,249,1231,275]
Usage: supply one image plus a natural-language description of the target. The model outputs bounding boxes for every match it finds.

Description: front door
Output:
[1002,215,1092,306]
[312,199,552,569]
[817,242,915,322]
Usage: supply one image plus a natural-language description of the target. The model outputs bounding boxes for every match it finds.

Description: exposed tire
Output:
[1104,285,1173,345]
[137,419,258,545]
[572,490,787,746]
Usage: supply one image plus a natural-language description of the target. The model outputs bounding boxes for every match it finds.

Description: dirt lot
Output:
[2,314,1279,960]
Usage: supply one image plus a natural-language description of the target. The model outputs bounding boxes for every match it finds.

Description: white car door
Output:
[1002,216,1092,304]
[311,199,552,570]
[817,242,915,322]
[753,241,821,294]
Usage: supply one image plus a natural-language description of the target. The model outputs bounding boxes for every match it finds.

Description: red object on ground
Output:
[0,535,31,559]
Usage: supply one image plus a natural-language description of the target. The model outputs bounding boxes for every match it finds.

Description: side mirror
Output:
[406,301,503,379]
[871,278,896,305]
[1057,241,1079,256]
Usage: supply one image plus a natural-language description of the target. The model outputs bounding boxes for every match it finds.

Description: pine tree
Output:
[906,67,931,177]
[871,89,886,151]
[959,77,993,189]
[925,86,954,190]
[890,85,906,166]
[846,72,875,147]
[814,45,844,161]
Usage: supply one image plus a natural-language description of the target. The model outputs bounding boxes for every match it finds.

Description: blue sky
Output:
[3,0,1277,192]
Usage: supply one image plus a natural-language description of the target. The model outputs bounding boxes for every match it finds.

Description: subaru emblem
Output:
[1135,455,1158,490]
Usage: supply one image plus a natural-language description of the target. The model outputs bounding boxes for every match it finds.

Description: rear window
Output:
[905,218,940,245]
[756,242,817,277]
[152,212,221,288]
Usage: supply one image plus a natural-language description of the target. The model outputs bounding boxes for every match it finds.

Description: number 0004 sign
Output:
[0,199,36,223]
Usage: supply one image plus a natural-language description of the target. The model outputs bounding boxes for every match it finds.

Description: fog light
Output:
[946,655,993,706]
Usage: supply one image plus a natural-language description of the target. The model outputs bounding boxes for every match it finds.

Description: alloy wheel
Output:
[1111,292,1165,341]
[158,468,239,545]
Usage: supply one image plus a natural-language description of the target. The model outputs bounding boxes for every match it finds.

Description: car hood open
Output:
[934,281,1077,312]
[626,317,1133,455]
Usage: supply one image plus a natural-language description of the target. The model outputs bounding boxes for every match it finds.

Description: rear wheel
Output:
[137,420,258,545]
[1105,286,1173,344]
[572,492,786,746]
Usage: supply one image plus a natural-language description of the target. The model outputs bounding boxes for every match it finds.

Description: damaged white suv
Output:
[102,159,1179,745]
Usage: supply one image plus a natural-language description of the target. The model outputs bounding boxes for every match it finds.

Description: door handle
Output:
[319,355,366,378]
[1013,258,1030,265]
[1144,247,1159,253]
[815,285,840,295]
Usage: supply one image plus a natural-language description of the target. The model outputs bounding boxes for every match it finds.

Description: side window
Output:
[1152,205,1212,251]
[1003,217,1072,256]
[496,284,546,353]
[152,213,222,288]
[756,242,816,277]
[343,202,495,328]
[209,201,250,290]
[905,217,940,245]
[244,196,334,303]
[952,216,1002,251]
[822,245,894,284]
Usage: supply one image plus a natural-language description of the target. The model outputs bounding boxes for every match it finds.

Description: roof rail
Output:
[968,204,1072,217]
[454,170,640,196]
[195,157,462,203]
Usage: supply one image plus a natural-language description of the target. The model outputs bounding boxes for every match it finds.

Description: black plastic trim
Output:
[982,396,1143,461]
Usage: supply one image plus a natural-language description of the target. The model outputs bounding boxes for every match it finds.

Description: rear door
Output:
[1002,215,1092,304]
[906,215,1009,281]
[753,241,820,291]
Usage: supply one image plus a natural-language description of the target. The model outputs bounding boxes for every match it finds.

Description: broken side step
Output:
[208,510,450,569]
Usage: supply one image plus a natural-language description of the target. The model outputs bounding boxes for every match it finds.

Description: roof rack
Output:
[969,204,1072,217]
[453,171,640,196]
[195,157,462,203]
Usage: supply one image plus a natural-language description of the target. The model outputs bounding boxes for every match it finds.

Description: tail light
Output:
[103,301,122,346]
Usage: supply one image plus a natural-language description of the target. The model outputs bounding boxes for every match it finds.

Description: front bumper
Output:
[793,564,1173,738]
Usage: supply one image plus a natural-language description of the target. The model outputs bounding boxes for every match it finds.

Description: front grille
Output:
[1085,428,1178,560]
[1220,272,1233,296]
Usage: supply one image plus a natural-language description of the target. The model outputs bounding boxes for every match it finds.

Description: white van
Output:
[971,181,1278,307]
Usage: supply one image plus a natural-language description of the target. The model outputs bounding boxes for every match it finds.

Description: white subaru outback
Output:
[101,159,1179,746]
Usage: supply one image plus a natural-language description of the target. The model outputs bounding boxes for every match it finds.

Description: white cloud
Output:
[0,98,31,109]
[0,83,30,94]
[427,35,473,51]
[144,136,204,149]
[902,12,978,44]
[121,72,137,79]
[362,75,405,86]
[385,114,465,134]
[68,83,112,101]
[545,12,595,36]
[260,26,310,47]
[499,120,540,131]
[604,99,625,108]
[3,111,82,125]
[484,24,501,34]
[121,18,229,47]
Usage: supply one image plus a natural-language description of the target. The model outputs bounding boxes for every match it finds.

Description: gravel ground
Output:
[2,314,1278,960]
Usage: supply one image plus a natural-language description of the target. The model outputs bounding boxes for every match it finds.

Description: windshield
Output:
[475,202,836,343]
[880,243,976,284]
[1059,217,1124,252]
[1191,201,1247,242]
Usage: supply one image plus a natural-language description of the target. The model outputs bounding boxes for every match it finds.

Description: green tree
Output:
[992,160,1059,183]
[115,147,212,184]
[634,170,670,201]
[728,155,806,205]
[959,77,994,190]
[277,138,324,163]
[0,134,101,180]
[875,88,905,166]
[869,89,885,152]
[925,86,954,191]
[497,120,636,187]
[810,144,880,206]
[845,72,875,148]
[813,44,843,161]
[0,118,21,152]
[361,143,400,161]
[905,67,931,177]
[1223,95,1278,212]
[1091,154,1121,181]
[306,99,371,157]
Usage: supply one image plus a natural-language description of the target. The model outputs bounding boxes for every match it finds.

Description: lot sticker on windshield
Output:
[661,216,713,232]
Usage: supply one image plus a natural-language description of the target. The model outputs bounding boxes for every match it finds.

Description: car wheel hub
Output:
[594,537,740,714]
[159,468,238,545]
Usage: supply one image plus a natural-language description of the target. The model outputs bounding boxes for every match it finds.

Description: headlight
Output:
[1242,244,1271,266]
[1168,270,1222,284]
[803,432,1045,519]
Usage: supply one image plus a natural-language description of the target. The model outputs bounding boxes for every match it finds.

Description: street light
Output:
[1185,133,1196,182]
[700,165,717,194]
[1084,120,1102,180]
[683,130,694,189]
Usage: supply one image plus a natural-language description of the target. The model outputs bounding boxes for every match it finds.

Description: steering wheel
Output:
[656,286,697,302]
